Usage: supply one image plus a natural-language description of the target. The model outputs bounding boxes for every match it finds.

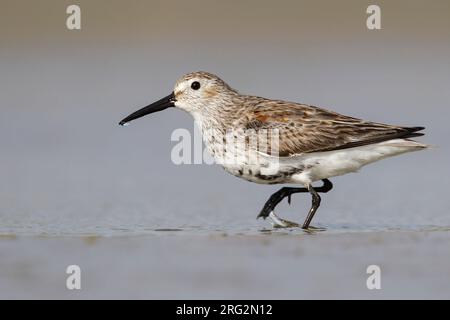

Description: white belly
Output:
[290,138,427,185]
[199,114,427,186]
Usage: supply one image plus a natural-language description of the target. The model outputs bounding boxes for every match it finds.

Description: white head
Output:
[119,71,237,125]
[173,71,237,113]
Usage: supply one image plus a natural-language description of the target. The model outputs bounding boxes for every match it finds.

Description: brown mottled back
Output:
[230,96,424,156]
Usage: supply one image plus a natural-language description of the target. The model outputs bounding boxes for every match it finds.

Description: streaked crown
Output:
[173,71,238,113]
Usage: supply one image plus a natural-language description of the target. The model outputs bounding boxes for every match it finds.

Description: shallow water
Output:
[1,0,450,299]
[1,229,450,299]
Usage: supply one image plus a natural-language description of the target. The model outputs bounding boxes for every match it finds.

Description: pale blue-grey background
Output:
[0,0,449,299]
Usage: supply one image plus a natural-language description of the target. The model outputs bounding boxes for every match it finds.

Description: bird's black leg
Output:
[302,179,333,229]
[314,178,333,193]
[257,179,333,221]
[257,187,306,219]
[301,179,333,229]
[301,185,321,229]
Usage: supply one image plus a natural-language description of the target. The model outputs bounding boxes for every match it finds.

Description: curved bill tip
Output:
[119,92,175,126]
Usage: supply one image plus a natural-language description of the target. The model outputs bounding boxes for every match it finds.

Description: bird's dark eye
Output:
[191,81,201,90]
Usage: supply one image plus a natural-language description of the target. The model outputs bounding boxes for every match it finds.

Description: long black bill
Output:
[119,92,176,126]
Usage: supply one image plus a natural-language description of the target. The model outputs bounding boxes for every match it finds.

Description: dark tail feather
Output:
[406,126,425,132]
[403,126,425,139]
[404,132,424,138]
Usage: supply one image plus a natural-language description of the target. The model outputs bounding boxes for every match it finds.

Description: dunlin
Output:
[119,71,427,229]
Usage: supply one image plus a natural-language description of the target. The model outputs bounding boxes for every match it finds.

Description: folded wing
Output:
[237,97,425,157]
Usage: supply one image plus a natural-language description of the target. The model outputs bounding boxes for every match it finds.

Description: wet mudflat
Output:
[1,225,450,299]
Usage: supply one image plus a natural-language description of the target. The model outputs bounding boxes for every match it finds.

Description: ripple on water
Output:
[1,221,450,237]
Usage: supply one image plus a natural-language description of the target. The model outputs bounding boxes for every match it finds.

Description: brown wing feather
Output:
[237,97,424,157]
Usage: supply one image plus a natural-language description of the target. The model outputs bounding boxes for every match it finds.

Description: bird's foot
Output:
[257,205,272,220]
[268,212,300,228]
[302,225,327,232]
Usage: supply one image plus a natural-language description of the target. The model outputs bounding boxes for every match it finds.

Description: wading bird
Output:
[119,72,426,229]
